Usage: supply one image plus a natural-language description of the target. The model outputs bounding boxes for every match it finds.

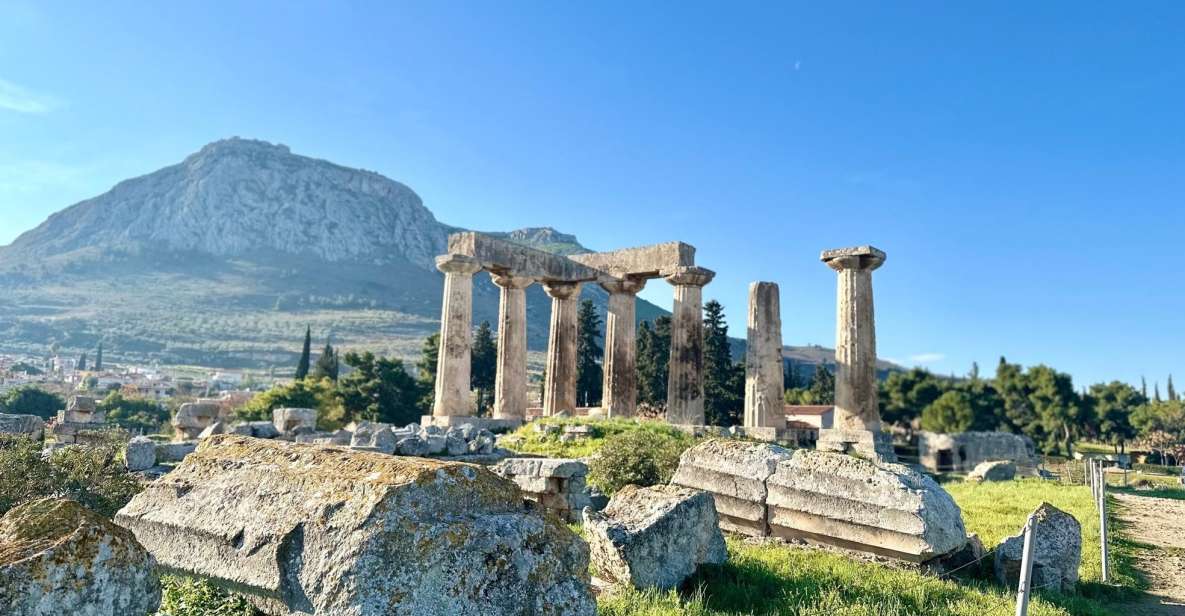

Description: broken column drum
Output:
[666,266,715,425]
[600,277,647,418]
[492,273,534,421]
[744,281,784,429]
[432,254,483,417]
[543,281,582,416]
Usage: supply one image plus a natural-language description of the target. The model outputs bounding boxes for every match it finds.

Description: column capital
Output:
[542,280,582,300]
[821,246,886,272]
[436,254,483,275]
[599,276,647,296]
[665,266,715,288]
[490,272,535,290]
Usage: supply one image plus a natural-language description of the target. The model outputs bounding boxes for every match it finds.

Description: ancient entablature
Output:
[428,232,714,427]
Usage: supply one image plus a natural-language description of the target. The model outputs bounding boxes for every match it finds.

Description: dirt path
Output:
[1114,492,1185,615]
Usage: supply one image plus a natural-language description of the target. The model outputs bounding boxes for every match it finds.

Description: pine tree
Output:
[416,333,440,412]
[703,299,741,426]
[1169,375,1178,402]
[471,322,497,414]
[95,342,103,372]
[77,352,88,372]
[808,364,835,405]
[575,300,603,407]
[311,343,339,382]
[636,317,671,406]
[295,326,312,380]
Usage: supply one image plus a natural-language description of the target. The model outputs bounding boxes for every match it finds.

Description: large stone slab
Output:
[584,485,726,590]
[765,449,967,562]
[0,413,44,441]
[272,407,316,434]
[0,498,160,615]
[994,502,1081,593]
[670,438,792,536]
[116,435,594,616]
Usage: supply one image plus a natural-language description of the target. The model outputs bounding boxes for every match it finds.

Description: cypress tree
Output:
[77,352,88,372]
[1141,376,1148,399]
[311,343,339,382]
[295,326,312,380]
[416,333,440,412]
[1154,382,1162,403]
[575,300,603,407]
[471,322,497,414]
[808,363,836,405]
[703,299,741,425]
[95,342,103,372]
[1169,375,1178,402]
[636,317,671,406]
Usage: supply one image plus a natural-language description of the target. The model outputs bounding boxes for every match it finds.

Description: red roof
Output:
[783,405,834,416]
[785,420,818,430]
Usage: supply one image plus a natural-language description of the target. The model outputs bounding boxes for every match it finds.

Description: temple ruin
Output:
[427,232,714,428]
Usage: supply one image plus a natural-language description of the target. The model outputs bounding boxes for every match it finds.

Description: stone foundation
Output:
[492,458,591,523]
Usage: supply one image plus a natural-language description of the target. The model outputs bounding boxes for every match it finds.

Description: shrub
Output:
[157,577,260,616]
[588,429,692,494]
[0,435,143,518]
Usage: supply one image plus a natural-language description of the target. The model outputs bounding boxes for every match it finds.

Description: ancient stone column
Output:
[599,276,647,418]
[492,273,534,422]
[432,254,483,417]
[744,282,784,430]
[665,266,715,425]
[817,245,895,461]
[542,281,582,416]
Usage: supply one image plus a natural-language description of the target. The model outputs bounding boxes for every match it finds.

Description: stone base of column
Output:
[420,415,523,433]
[816,429,897,463]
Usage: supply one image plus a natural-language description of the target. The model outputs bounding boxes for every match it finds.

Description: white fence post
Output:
[1099,464,1109,583]
[1015,512,1037,616]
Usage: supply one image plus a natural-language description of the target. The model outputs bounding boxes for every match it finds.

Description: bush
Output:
[0,435,143,518]
[157,577,260,616]
[588,429,692,494]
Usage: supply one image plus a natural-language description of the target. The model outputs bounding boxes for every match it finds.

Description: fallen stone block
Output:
[966,460,1016,482]
[198,421,230,440]
[0,413,44,441]
[395,435,431,456]
[584,485,726,590]
[1,498,160,615]
[125,435,157,471]
[765,449,968,562]
[155,441,197,463]
[116,435,594,616]
[272,407,316,434]
[670,438,792,536]
[994,502,1081,593]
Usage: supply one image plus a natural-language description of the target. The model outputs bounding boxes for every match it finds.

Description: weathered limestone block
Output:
[115,435,595,616]
[584,485,726,590]
[272,407,316,434]
[154,441,197,463]
[765,449,967,562]
[395,435,431,456]
[493,458,591,523]
[994,502,1081,593]
[233,421,280,439]
[744,282,784,429]
[0,498,160,616]
[198,421,230,440]
[172,402,222,440]
[0,414,44,441]
[966,460,1016,482]
[125,436,157,472]
[670,438,792,536]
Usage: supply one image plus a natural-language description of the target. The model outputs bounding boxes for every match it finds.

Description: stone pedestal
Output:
[543,281,582,416]
[492,273,533,421]
[665,267,714,425]
[744,281,784,429]
[600,277,646,418]
[816,429,896,462]
[432,254,483,417]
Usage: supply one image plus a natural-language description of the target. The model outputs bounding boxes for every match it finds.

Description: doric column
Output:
[491,273,533,421]
[665,266,715,425]
[744,281,784,429]
[817,245,894,462]
[542,281,582,416]
[432,254,483,417]
[599,276,647,417]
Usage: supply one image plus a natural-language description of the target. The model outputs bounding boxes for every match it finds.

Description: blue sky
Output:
[1,2,1183,388]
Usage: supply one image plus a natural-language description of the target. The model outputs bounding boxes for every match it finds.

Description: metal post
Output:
[1099,465,1109,583]
[1015,513,1037,616]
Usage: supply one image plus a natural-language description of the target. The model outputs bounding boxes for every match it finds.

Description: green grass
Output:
[503,416,695,458]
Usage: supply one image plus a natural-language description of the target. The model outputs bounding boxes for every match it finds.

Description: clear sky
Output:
[2,2,1182,388]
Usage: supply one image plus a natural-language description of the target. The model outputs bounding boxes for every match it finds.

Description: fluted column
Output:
[600,276,647,417]
[432,254,483,417]
[543,281,582,416]
[665,266,715,425]
[744,281,784,428]
[491,273,533,421]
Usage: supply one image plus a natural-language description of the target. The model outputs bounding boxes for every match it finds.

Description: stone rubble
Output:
[493,457,592,523]
[0,498,160,616]
[966,460,1017,482]
[583,484,727,590]
[994,502,1081,593]
[0,413,45,441]
[116,435,595,616]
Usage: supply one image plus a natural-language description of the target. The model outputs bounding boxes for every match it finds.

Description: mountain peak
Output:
[191,137,292,159]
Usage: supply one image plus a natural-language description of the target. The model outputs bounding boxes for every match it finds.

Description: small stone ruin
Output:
[49,395,112,445]
[918,430,1038,474]
[116,435,595,616]
[493,457,592,523]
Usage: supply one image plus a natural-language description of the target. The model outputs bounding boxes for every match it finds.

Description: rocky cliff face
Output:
[2,138,449,270]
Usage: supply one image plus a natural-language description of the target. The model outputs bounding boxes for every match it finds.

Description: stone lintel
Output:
[820,245,886,271]
[447,232,601,282]
[569,242,696,278]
